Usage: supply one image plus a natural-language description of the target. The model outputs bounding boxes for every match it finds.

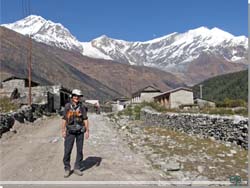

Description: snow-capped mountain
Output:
[2,15,247,75]
[2,15,83,53]
[84,27,247,71]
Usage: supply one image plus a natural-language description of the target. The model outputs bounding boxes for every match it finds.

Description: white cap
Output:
[71,89,83,97]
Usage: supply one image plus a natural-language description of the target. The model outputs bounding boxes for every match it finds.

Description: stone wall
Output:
[140,107,248,149]
[0,104,51,137]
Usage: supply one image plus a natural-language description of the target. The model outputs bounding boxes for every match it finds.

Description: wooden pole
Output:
[28,35,32,106]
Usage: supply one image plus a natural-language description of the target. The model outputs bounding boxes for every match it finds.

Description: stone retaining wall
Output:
[140,107,248,149]
[0,104,49,137]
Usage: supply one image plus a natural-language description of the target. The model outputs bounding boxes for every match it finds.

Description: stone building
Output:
[131,86,162,104]
[111,97,130,112]
[154,87,194,109]
[194,98,216,108]
[0,76,71,112]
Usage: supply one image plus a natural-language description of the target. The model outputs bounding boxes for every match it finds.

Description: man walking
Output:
[62,89,89,177]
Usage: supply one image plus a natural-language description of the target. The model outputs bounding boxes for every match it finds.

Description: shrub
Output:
[217,98,247,108]
[200,107,247,117]
[140,101,167,112]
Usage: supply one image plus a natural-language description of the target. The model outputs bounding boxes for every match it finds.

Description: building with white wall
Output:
[154,87,194,109]
[131,86,162,104]
[194,98,216,108]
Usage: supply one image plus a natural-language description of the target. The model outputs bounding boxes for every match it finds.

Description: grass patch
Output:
[118,101,247,119]
[200,107,248,117]
[0,97,19,113]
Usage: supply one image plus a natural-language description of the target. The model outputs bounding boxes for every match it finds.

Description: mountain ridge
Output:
[2,15,248,84]
[0,26,185,101]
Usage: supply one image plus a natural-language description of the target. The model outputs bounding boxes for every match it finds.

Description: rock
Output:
[13,112,25,123]
[162,161,181,172]
[208,166,216,169]
[10,128,17,134]
[241,169,248,173]
[0,114,15,136]
[225,142,231,147]
[226,153,233,157]
[195,175,209,180]
[121,125,127,130]
[217,153,225,157]
[49,137,60,143]
[23,107,34,122]
[209,137,216,141]
[230,149,237,154]
[168,171,185,180]
[197,166,205,173]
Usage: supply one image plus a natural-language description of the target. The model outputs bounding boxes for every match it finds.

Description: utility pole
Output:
[28,34,32,106]
[199,84,203,99]
[129,67,134,105]
[129,77,132,104]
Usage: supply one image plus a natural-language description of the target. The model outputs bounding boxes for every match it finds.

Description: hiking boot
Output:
[74,169,83,176]
[64,170,70,178]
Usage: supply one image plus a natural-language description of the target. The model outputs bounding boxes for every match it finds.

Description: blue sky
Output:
[0,0,247,42]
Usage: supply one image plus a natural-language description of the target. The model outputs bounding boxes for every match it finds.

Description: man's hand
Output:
[85,129,89,139]
[84,119,89,139]
[62,130,66,138]
[62,119,67,138]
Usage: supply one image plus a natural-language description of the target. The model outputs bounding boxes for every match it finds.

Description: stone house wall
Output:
[170,90,194,108]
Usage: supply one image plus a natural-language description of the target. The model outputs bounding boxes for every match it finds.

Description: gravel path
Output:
[0,114,162,181]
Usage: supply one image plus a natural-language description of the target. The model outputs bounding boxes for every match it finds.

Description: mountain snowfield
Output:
[2,15,248,73]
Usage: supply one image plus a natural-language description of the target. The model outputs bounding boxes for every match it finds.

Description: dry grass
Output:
[143,126,248,180]
[0,97,19,113]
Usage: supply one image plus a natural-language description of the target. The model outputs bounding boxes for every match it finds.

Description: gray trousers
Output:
[63,131,84,170]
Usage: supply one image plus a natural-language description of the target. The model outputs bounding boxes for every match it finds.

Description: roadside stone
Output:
[226,153,233,157]
[194,175,209,180]
[168,171,185,180]
[230,149,237,154]
[162,161,181,172]
[0,114,15,136]
[49,136,60,143]
[197,166,205,173]
[10,128,17,134]
[217,153,226,157]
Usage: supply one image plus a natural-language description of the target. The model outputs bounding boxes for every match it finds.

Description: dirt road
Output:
[0,114,162,181]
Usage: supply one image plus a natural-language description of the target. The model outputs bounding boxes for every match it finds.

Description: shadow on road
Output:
[80,156,102,171]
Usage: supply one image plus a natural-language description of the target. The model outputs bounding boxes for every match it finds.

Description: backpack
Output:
[66,104,85,134]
